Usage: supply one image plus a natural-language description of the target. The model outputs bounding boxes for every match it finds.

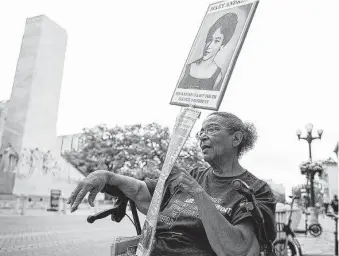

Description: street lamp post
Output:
[296,123,323,223]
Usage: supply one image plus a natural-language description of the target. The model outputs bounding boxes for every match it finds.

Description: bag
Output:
[111,236,140,256]
[260,242,276,256]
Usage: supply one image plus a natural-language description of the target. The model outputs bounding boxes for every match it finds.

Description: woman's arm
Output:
[193,190,259,256]
[68,171,152,214]
[105,173,152,215]
[166,168,260,255]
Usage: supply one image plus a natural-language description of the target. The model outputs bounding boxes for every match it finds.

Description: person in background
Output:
[331,194,338,214]
[323,193,330,214]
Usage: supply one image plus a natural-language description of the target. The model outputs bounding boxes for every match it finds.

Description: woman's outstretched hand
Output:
[67,170,110,212]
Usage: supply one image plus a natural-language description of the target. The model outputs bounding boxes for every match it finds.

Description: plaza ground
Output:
[0,211,336,256]
[0,213,146,256]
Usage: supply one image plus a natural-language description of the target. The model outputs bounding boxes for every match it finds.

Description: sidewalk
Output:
[295,214,337,255]
[297,233,335,255]
[1,203,337,255]
[0,214,134,256]
[0,202,113,217]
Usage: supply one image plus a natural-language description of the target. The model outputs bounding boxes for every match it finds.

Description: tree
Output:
[299,160,324,207]
[292,183,323,208]
[272,191,286,204]
[63,123,208,181]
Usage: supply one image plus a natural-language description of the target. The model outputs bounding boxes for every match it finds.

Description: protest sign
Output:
[170,0,259,110]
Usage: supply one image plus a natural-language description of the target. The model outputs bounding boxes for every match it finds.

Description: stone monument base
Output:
[0,172,16,194]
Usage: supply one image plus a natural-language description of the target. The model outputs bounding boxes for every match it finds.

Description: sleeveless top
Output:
[178,63,222,91]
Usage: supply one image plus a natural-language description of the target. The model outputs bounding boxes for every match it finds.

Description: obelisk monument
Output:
[1,15,67,155]
[0,15,67,194]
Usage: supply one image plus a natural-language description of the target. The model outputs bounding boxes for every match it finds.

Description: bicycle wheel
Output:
[273,238,298,256]
[308,223,322,237]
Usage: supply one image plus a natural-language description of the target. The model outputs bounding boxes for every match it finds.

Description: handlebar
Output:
[232,179,252,200]
[87,196,128,224]
[285,195,301,223]
[87,208,117,223]
[231,180,265,220]
[86,195,142,236]
[231,179,268,243]
[326,212,339,220]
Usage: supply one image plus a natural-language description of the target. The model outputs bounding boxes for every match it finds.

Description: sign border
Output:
[169,0,259,111]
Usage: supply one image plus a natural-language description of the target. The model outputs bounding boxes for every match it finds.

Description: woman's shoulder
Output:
[242,171,274,195]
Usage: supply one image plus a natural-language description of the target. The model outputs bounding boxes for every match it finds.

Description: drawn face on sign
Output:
[203,28,224,60]
[202,13,238,62]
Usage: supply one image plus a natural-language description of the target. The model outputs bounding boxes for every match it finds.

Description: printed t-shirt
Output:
[144,167,277,256]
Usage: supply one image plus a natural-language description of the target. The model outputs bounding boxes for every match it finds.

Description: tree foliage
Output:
[292,183,323,208]
[63,123,208,181]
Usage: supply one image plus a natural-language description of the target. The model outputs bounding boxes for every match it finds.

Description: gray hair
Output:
[208,112,258,157]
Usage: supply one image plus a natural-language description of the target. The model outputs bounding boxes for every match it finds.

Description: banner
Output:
[49,189,61,211]
[136,107,201,256]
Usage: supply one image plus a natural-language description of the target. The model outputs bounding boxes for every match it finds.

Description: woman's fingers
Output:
[88,187,101,207]
[67,183,83,205]
[169,173,187,193]
[67,170,110,212]
[71,186,90,212]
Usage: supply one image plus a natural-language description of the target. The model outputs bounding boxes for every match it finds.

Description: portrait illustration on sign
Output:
[178,12,238,91]
[171,1,259,110]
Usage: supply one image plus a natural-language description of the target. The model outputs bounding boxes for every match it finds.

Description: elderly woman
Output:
[68,112,276,256]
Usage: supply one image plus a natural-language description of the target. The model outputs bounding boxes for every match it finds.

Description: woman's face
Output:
[203,28,224,61]
[198,115,237,163]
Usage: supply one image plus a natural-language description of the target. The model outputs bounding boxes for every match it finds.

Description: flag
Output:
[334,141,339,159]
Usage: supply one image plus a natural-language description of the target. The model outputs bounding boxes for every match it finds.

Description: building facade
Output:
[321,159,338,199]
[57,133,84,156]
[0,101,7,148]
[264,179,286,203]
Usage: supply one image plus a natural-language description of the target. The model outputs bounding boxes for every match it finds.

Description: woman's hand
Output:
[67,170,110,212]
[167,167,204,195]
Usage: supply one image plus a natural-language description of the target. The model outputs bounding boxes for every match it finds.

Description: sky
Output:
[1,0,339,193]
